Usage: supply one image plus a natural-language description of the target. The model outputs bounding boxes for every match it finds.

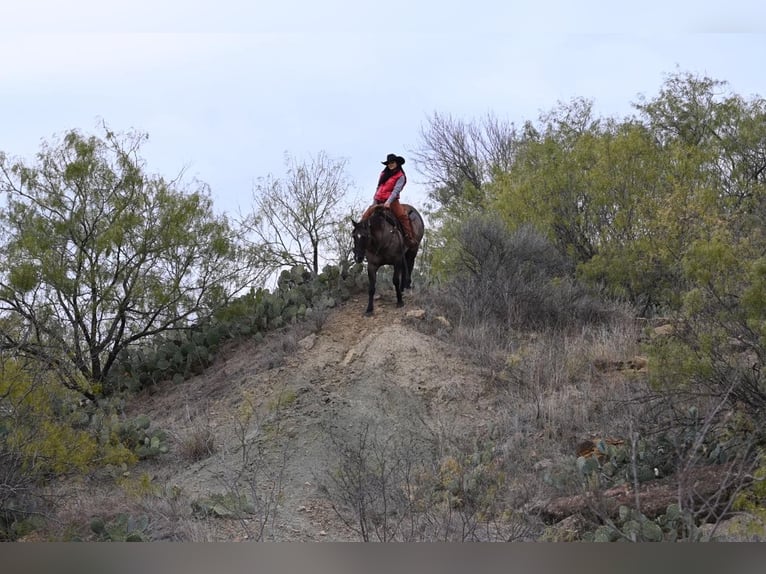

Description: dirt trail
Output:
[120,291,491,541]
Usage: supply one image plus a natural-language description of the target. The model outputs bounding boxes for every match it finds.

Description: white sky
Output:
[2,1,765,216]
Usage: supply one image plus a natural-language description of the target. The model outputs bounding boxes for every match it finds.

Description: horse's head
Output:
[351,218,370,264]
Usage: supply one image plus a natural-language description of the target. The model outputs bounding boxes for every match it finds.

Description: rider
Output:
[362,153,418,249]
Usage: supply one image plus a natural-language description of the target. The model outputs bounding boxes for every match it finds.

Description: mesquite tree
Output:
[0,127,249,399]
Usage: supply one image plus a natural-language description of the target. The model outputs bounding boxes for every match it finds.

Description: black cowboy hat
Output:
[381,153,405,165]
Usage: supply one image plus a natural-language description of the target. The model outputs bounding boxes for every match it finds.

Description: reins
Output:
[368,209,404,256]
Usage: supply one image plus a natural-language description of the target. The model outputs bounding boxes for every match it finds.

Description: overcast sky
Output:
[2,1,765,216]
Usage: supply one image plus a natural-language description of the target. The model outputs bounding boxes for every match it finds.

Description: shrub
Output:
[0,358,101,539]
[441,216,613,332]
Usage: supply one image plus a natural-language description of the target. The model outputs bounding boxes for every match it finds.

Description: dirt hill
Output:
[47,285,754,542]
[53,288,519,541]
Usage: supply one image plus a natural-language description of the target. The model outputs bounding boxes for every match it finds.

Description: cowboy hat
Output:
[381,153,405,165]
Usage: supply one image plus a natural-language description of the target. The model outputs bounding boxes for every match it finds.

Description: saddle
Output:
[369,205,406,237]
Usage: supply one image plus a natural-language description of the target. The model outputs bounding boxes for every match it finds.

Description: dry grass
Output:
[447,310,652,516]
[45,470,260,541]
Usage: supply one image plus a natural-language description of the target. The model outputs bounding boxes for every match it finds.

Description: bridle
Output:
[353,220,371,263]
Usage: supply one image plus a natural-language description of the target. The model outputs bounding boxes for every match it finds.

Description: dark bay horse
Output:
[352,204,425,315]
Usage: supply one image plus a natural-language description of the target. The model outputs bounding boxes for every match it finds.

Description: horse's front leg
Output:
[365,264,378,315]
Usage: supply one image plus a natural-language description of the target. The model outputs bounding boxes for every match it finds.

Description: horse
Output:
[351,204,425,315]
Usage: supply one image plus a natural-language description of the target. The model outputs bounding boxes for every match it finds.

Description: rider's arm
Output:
[385,177,406,206]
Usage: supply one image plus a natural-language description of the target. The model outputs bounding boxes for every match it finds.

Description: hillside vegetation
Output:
[2,71,766,541]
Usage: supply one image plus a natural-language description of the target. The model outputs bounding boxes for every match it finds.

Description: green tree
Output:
[488,98,611,262]
[488,94,724,314]
[0,127,248,399]
[635,70,766,208]
[586,71,766,412]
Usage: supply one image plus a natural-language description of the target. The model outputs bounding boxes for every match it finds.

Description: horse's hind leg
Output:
[403,249,417,289]
[393,265,404,307]
[365,265,377,315]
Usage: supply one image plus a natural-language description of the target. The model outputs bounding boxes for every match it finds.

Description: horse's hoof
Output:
[396,301,404,308]
[365,310,374,316]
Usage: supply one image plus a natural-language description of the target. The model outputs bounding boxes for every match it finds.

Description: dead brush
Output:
[172,404,218,463]
[177,426,217,462]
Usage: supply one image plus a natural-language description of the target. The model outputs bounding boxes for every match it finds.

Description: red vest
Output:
[374,170,406,202]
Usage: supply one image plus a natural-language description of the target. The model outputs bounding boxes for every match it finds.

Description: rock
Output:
[653,324,674,337]
[593,357,647,372]
[298,333,317,351]
[405,309,426,319]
